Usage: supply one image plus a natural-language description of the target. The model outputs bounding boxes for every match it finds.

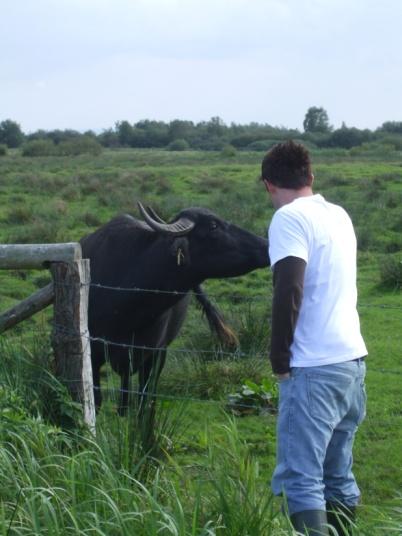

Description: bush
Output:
[379,256,402,290]
[167,138,190,151]
[22,139,56,157]
[22,136,102,157]
[221,144,237,157]
[0,144,7,156]
[57,136,102,156]
[329,127,372,149]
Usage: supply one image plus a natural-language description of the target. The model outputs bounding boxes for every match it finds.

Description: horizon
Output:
[4,115,399,137]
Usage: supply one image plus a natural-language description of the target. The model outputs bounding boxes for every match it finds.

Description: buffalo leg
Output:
[115,347,135,416]
[137,349,167,446]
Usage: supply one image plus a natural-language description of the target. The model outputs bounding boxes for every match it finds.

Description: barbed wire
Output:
[2,320,402,377]
[89,282,268,302]
[50,322,258,358]
[49,281,272,304]
[47,279,402,310]
[51,323,402,378]
[38,377,402,425]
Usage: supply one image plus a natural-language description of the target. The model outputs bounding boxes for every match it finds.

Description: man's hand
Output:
[276,372,291,381]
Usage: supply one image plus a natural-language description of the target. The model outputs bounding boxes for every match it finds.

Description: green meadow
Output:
[0,148,401,534]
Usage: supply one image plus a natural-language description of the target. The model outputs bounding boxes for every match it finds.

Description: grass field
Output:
[0,148,401,534]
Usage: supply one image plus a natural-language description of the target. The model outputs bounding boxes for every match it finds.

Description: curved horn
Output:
[146,206,166,224]
[138,202,195,236]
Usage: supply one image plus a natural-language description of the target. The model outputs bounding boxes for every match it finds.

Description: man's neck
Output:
[275,186,313,209]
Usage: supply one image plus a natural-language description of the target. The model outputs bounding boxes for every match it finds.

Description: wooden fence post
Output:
[51,259,96,434]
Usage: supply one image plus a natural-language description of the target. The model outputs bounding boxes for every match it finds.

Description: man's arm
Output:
[270,256,306,375]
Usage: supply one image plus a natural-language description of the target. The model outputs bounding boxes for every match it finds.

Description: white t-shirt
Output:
[269,194,367,368]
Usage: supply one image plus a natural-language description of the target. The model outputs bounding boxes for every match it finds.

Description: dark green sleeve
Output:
[270,256,306,374]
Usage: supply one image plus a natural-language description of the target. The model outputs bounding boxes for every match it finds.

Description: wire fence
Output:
[1,281,401,420]
[4,319,402,379]
[47,279,402,310]
[10,374,397,430]
[2,280,402,364]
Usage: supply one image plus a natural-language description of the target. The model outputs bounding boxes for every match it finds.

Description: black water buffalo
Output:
[80,203,268,415]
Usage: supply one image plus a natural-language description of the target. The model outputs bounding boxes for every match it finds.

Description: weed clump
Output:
[6,205,33,224]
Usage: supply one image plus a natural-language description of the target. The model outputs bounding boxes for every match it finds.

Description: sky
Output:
[1,0,402,133]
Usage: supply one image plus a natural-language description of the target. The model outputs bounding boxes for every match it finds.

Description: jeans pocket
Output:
[307,373,353,423]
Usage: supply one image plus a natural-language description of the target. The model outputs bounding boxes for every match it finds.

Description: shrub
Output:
[167,138,190,151]
[0,144,7,156]
[22,139,56,157]
[379,256,402,290]
[329,127,372,149]
[221,144,237,157]
[57,136,102,156]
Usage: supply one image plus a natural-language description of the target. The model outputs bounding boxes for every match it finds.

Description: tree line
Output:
[1,108,402,155]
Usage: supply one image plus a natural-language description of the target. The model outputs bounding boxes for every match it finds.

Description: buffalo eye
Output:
[209,220,218,232]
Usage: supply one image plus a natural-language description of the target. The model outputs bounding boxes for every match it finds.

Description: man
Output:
[261,140,367,536]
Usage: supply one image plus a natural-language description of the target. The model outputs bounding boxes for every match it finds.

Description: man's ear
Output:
[264,180,276,194]
[308,173,314,187]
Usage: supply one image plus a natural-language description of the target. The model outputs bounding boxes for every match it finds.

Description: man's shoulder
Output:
[272,196,315,226]
[269,202,309,241]
[279,195,350,222]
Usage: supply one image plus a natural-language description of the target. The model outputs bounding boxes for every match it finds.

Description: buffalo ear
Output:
[170,237,190,267]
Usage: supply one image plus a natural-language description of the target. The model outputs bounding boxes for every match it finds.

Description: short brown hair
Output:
[261,140,312,189]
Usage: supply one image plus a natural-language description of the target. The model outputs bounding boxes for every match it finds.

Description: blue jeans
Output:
[272,360,367,515]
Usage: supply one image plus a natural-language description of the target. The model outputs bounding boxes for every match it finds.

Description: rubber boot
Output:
[326,502,356,536]
[290,510,329,535]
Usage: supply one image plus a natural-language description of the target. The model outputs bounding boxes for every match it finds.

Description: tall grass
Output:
[1,336,401,534]
[0,335,288,535]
